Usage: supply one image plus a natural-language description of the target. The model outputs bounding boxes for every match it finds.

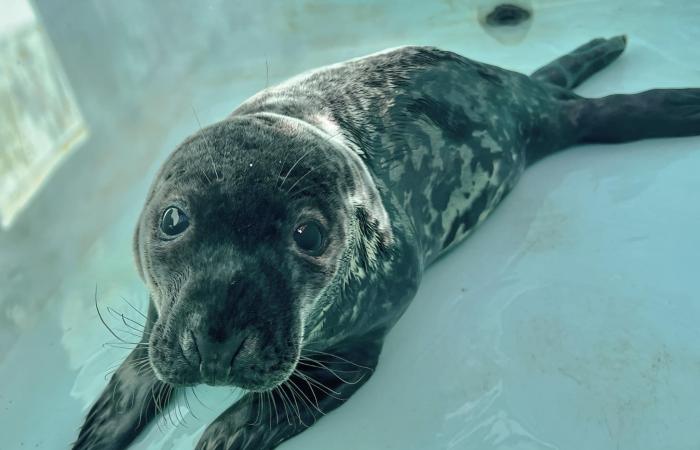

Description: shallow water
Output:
[1,1,699,449]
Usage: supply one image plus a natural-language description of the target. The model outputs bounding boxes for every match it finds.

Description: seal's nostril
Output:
[194,329,248,380]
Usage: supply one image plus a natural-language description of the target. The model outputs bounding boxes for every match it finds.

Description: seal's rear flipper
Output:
[579,88,700,143]
[531,36,627,90]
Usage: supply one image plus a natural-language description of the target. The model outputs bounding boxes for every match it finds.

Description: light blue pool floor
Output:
[2,1,700,449]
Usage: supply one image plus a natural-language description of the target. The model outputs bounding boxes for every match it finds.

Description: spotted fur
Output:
[75,36,700,450]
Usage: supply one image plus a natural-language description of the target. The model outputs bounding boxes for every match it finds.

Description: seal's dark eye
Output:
[160,206,189,236]
[293,221,325,255]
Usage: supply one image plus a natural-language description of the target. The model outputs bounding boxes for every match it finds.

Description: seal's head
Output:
[133,113,391,390]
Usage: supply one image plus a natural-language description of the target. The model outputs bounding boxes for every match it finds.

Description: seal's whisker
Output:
[103,341,147,349]
[275,386,290,425]
[155,384,171,429]
[103,341,139,349]
[253,392,262,427]
[105,304,145,332]
[262,391,272,429]
[113,328,142,340]
[105,305,125,322]
[176,393,188,428]
[132,360,152,376]
[128,355,150,367]
[284,166,317,195]
[167,389,178,428]
[131,358,151,369]
[118,295,148,320]
[150,385,162,432]
[279,146,319,190]
[287,381,313,426]
[261,391,268,429]
[282,382,307,427]
[297,358,364,384]
[275,146,295,188]
[166,393,177,429]
[103,367,118,380]
[121,317,145,334]
[117,309,146,330]
[174,393,183,428]
[257,391,265,426]
[199,168,213,185]
[190,387,213,411]
[285,158,340,198]
[289,375,324,417]
[151,384,165,433]
[182,389,198,420]
[269,388,279,427]
[158,385,170,428]
[302,349,374,371]
[276,385,294,426]
[169,390,180,428]
[313,129,344,150]
[104,363,120,378]
[192,105,222,183]
[295,371,343,399]
[127,381,139,410]
[298,357,362,374]
[299,357,364,373]
[294,370,322,410]
[249,392,262,426]
[95,285,134,345]
[136,382,152,429]
[103,319,142,340]
[281,129,344,194]
[166,386,178,428]
[273,387,286,426]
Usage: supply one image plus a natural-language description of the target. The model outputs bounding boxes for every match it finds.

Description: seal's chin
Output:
[229,362,298,392]
[197,356,299,391]
[148,337,301,391]
[149,357,298,390]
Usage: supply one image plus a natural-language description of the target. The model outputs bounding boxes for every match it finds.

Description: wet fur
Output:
[74,36,700,449]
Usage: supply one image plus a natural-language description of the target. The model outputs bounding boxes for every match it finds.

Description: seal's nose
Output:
[192,330,247,383]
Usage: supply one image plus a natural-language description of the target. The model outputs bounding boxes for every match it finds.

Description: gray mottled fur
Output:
[74,36,700,449]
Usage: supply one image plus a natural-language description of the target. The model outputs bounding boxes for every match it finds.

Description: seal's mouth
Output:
[147,308,302,391]
[190,332,300,391]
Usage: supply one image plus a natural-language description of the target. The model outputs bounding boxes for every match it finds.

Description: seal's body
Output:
[74,37,700,450]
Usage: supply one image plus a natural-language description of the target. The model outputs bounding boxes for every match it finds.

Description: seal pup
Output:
[73,36,700,449]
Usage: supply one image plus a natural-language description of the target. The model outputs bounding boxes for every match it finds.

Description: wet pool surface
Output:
[1,1,699,449]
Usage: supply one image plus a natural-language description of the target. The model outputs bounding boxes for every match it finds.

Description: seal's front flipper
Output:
[73,302,172,450]
[72,346,173,450]
[531,35,627,90]
[195,339,382,450]
[579,88,700,143]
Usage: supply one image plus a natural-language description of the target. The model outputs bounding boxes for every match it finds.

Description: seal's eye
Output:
[160,206,189,236]
[293,221,325,255]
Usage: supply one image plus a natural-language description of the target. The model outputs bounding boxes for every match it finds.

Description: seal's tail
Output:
[531,36,700,147]
[531,35,627,89]
[577,88,700,143]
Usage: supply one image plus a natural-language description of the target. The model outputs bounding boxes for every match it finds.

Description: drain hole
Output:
[486,4,531,27]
